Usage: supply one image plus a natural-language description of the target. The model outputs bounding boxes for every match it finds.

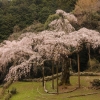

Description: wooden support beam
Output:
[56,61,59,94]
[52,61,54,89]
[42,65,44,87]
[88,44,91,69]
[77,52,80,88]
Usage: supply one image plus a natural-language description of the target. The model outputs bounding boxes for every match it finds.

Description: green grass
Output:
[0,88,2,94]
[1,76,100,100]
[0,87,3,99]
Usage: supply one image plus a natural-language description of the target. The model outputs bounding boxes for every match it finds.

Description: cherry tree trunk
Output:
[59,59,70,85]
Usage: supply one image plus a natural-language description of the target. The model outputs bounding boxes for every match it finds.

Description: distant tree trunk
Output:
[59,58,70,85]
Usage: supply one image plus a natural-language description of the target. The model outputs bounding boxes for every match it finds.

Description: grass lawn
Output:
[1,76,100,100]
[0,88,2,94]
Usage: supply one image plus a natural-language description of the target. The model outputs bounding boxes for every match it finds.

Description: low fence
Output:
[22,72,100,82]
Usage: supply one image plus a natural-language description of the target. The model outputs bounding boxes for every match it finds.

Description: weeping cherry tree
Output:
[0,10,99,86]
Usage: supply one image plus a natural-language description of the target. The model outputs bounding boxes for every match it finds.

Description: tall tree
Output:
[73,0,100,28]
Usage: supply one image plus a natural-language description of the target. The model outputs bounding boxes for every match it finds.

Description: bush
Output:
[4,87,17,100]
[88,58,100,72]
[10,87,17,94]
[90,79,100,89]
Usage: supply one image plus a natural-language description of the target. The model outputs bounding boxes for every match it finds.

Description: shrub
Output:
[88,58,100,72]
[10,87,17,94]
[4,87,17,100]
[90,79,100,89]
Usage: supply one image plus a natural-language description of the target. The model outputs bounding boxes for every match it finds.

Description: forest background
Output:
[0,0,100,42]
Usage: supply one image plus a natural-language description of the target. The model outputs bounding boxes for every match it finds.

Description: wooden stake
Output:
[52,61,54,89]
[88,44,91,69]
[42,65,44,87]
[56,61,59,94]
[77,52,80,88]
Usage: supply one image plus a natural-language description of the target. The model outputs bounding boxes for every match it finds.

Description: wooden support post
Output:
[42,65,44,87]
[88,44,91,70]
[52,61,54,89]
[31,60,34,77]
[77,52,80,88]
[56,61,59,94]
